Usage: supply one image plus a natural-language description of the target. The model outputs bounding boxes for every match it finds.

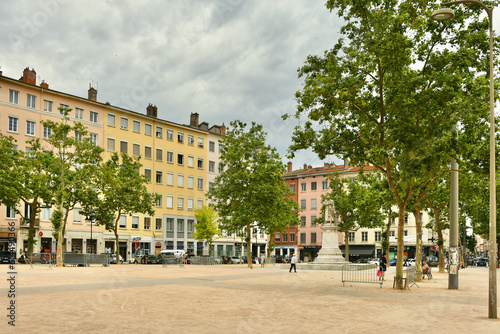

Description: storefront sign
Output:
[39,232,43,237]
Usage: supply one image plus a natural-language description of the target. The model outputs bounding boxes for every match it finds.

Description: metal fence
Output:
[189,256,220,265]
[63,253,110,267]
[342,263,383,288]
[406,266,418,289]
[25,253,56,265]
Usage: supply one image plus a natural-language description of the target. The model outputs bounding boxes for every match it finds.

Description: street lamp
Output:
[85,215,95,254]
[432,0,496,319]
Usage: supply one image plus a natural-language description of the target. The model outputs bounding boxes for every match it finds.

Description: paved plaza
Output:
[1,263,499,333]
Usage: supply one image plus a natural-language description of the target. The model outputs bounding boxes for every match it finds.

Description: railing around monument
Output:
[341,263,382,288]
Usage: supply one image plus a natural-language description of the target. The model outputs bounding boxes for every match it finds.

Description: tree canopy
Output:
[192,205,220,256]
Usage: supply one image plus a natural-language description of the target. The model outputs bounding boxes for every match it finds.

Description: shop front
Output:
[131,236,152,257]
[302,245,321,262]
[340,245,375,261]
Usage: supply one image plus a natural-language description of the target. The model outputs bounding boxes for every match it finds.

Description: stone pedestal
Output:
[314,223,346,264]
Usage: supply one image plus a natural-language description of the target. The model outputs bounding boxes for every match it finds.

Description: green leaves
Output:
[192,205,220,247]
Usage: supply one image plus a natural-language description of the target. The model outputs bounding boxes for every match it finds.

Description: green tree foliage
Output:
[283,0,497,288]
[41,108,103,266]
[85,152,158,265]
[207,121,299,268]
[325,172,385,262]
[192,205,220,256]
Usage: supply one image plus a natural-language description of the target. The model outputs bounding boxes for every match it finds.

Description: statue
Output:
[322,199,336,225]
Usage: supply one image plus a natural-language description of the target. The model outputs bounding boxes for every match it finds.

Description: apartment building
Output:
[0,68,225,260]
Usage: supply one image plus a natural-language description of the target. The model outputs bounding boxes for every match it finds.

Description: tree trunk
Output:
[56,202,65,267]
[395,208,406,289]
[413,208,423,281]
[344,232,349,262]
[246,222,252,268]
[114,221,121,265]
[435,208,446,273]
[27,199,38,257]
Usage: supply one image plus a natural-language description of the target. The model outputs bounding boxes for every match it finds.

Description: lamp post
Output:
[85,215,94,254]
[432,0,496,319]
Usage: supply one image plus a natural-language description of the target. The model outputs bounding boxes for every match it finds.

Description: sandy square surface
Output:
[1,263,499,333]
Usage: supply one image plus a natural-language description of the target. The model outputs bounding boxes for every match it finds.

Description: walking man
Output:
[289,253,297,273]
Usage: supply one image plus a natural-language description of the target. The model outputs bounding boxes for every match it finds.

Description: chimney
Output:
[21,67,36,85]
[220,123,226,136]
[88,84,97,101]
[190,113,199,127]
[287,162,293,173]
[146,104,157,118]
[303,163,308,170]
[344,157,349,171]
[40,80,49,89]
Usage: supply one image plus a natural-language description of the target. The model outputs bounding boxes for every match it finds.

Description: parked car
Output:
[145,254,160,264]
[404,258,416,267]
[354,258,371,264]
[231,256,243,264]
[110,254,124,264]
[476,257,488,267]
[0,251,12,264]
[390,259,397,266]
[427,256,439,267]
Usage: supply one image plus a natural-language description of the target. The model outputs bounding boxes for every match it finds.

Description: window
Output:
[166,195,173,208]
[188,176,194,189]
[41,207,51,221]
[119,215,127,228]
[209,141,215,152]
[197,198,203,209]
[301,183,306,191]
[107,138,115,151]
[300,199,306,210]
[311,182,317,191]
[311,232,317,244]
[156,148,163,161]
[290,183,296,194]
[300,216,306,226]
[275,232,281,243]
[177,174,184,187]
[177,196,184,210]
[27,94,36,108]
[282,233,288,242]
[198,137,204,148]
[120,141,128,154]
[74,107,83,119]
[166,218,174,231]
[187,197,194,211]
[187,155,194,167]
[156,194,162,207]
[133,143,140,157]
[197,177,204,190]
[311,198,317,210]
[43,100,53,112]
[8,116,18,133]
[156,218,162,231]
[156,171,163,184]
[375,232,381,242]
[389,230,395,237]
[26,120,36,136]
[167,151,173,163]
[107,113,115,126]
[6,206,16,219]
[120,117,128,130]
[156,126,163,138]
[144,217,151,230]
[132,216,139,229]
[289,232,295,242]
[145,123,152,136]
[59,103,69,115]
[90,111,98,123]
[167,172,173,186]
[9,89,19,104]
[322,180,328,190]
[209,161,215,173]
[349,232,355,242]
[178,132,184,143]
[133,120,140,132]
[144,169,152,182]
[167,129,173,141]
[197,158,203,169]
[188,134,194,146]
[404,215,409,224]
[75,131,83,142]
[43,126,52,139]
[89,133,97,144]
[311,215,317,226]
[178,153,184,165]
[177,219,184,232]
[392,217,396,225]
[218,163,223,174]
[144,146,152,159]
[404,230,408,237]
[362,232,368,242]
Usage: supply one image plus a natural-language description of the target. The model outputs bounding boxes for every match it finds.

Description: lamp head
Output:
[431,8,455,21]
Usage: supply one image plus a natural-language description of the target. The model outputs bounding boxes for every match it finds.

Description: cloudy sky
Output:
[1,1,498,169]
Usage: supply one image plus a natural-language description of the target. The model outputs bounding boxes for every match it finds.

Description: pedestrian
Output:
[289,253,297,273]
[184,253,188,265]
[379,254,387,281]
[260,253,265,267]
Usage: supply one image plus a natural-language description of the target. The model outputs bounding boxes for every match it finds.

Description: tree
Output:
[86,152,158,265]
[207,121,299,268]
[192,205,220,256]
[284,1,494,288]
[41,109,103,266]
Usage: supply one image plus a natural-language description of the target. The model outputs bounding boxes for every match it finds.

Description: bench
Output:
[423,266,433,280]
